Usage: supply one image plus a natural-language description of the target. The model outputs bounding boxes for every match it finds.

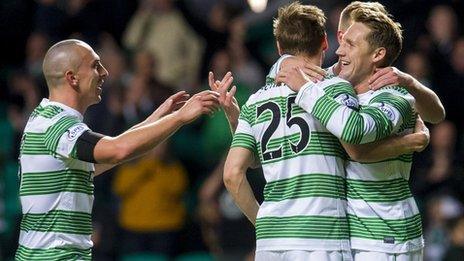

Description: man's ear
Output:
[372,47,386,65]
[276,41,283,56]
[337,30,344,45]
[322,33,329,51]
[65,70,79,88]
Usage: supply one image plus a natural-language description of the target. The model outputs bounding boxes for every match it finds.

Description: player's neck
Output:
[49,86,87,114]
[353,78,370,94]
[295,53,323,67]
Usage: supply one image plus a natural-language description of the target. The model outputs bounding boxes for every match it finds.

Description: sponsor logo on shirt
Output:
[67,125,86,141]
[334,94,359,109]
[378,102,396,121]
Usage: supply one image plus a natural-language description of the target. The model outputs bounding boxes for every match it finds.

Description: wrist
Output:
[172,111,188,125]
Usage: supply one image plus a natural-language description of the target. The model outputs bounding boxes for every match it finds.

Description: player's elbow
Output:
[223,165,243,194]
[96,137,133,164]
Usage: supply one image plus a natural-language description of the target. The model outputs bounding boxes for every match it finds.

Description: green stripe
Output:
[347,178,412,202]
[256,215,349,240]
[21,132,49,155]
[20,169,94,196]
[370,92,413,124]
[21,210,92,235]
[45,116,80,153]
[348,214,422,242]
[31,105,64,119]
[258,132,347,165]
[348,153,413,164]
[312,95,340,126]
[231,133,256,150]
[360,106,393,141]
[341,111,364,144]
[16,245,91,261]
[264,173,346,201]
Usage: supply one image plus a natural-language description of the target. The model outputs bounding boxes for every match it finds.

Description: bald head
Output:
[42,39,93,88]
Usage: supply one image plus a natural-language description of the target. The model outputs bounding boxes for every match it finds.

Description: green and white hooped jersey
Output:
[16,99,94,260]
[297,76,423,253]
[346,89,423,253]
[231,57,353,252]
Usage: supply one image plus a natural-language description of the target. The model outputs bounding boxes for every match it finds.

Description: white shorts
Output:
[352,249,423,261]
[255,250,353,261]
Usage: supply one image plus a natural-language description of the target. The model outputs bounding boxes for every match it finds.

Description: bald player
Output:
[15,39,220,260]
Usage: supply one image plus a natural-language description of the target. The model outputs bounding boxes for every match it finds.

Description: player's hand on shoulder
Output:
[276,66,312,92]
[176,90,220,124]
[368,67,414,91]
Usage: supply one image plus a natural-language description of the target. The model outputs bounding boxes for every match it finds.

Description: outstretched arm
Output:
[92,91,219,175]
[369,67,445,124]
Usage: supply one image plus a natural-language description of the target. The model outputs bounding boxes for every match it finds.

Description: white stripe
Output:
[24,113,63,133]
[19,230,92,249]
[346,161,412,181]
[256,238,351,252]
[347,197,419,219]
[20,155,94,174]
[350,237,424,253]
[263,154,345,182]
[20,192,94,214]
[258,197,347,218]
[20,155,66,173]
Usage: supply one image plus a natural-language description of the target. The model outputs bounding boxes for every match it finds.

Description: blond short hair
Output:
[339,1,388,31]
[273,2,326,56]
[351,8,403,66]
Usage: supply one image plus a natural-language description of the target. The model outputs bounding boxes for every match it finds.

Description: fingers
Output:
[170,91,190,102]
[219,71,232,87]
[369,71,397,90]
[225,85,236,105]
[208,72,217,91]
[196,90,220,98]
[301,63,325,81]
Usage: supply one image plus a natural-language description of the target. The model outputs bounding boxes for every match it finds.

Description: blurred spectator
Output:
[444,216,464,261]
[177,0,236,79]
[24,32,49,80]
[228,20,265,88]
[424,195,463,261]
[427,5,459,59]
[123,0,203,89]
[404,51,432,88]
[113,141,188,258]
[412,121,464,203]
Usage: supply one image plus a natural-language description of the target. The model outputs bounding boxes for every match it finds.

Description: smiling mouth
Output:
[340,61,350,66]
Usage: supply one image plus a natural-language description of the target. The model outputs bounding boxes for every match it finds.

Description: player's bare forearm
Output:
[342,130,429,163]
[406,78,445,124]
[224,147,259,226]
[369,67,445,124]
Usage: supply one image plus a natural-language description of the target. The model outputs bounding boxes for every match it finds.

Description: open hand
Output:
[176,90,220,124]
[369,67,414,91]
[208,71,240,126]
[276,66,312,92]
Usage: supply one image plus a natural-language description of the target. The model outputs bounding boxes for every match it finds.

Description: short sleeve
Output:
[231,104,257,153]
[44,116,90,159]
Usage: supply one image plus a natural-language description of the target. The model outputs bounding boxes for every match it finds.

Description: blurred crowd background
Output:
[0,0,463,260]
